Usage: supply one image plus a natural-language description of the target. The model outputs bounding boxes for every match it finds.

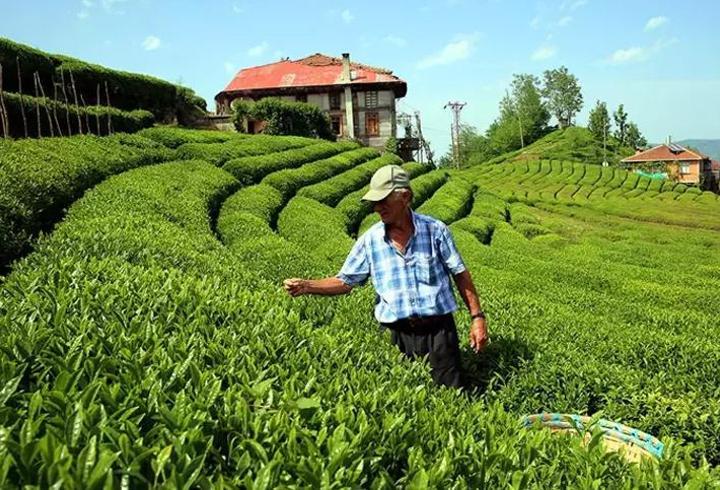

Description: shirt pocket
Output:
[415,256,435,285]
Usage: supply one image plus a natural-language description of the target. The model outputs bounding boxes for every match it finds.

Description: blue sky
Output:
[3,0,719,153]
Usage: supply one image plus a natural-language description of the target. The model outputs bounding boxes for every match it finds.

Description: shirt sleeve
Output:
[438,223,466,275]
[336,236,371,287]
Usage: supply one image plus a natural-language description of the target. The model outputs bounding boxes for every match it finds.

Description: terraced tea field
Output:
[1,128,719,487]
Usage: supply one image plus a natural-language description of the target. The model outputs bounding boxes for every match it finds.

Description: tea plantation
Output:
[1,128,719,487]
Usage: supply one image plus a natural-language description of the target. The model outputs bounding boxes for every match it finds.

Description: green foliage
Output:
[298,153,403,206]
[223,141,359,185]
[416,178,476,224]
[176,135,317,166]
[261,147,380,200]
[613,104,628,146]
[541,66,583,128]
[137,126,239,148]
[625,122,647,149]
[384,136,398,155]
[0,133,173,270]
[232,97,334,140]
[587,100,611,141]
[2,92,154,138]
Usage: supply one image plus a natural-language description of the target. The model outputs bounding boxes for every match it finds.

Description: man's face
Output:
[373,190,410,225]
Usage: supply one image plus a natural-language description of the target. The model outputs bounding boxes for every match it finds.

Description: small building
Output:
[215,53,407,149]
[620,141,713,189]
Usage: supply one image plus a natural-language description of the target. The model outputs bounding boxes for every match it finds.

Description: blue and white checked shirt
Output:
[337,211,467,323]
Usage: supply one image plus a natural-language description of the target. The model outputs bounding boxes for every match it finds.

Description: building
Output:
[620,141,714,189]
[215,53,407,149]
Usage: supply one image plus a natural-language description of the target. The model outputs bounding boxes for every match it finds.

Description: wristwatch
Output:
[471,312,486,320]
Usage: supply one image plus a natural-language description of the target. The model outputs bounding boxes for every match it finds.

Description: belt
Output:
[387,313,453,331]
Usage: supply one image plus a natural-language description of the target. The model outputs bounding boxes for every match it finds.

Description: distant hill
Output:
[675,139,720,160]
[482,127,634,166]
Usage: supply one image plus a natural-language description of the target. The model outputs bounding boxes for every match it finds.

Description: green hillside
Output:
[1,128,719,487]
[483,127,635,166]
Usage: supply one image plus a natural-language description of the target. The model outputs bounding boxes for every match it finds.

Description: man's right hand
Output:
[283,278,308,297]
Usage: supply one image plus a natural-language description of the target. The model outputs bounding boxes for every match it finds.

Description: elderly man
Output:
[283,165,488,387]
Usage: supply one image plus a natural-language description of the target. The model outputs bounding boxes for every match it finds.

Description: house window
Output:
[365,91,378,108]
[680,163,691,175]
[331,115,342,136]
[296,93,307,103]
[329,93,341,110]
[365,111,380,137]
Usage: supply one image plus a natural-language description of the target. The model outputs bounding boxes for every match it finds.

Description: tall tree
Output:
[541,66,583,129]
[625,122,647,149]
[588,100,611,141]
[613,104,628,146]
[501,73,550,145]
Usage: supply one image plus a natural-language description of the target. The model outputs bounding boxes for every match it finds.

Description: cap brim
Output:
[361,188,394,202]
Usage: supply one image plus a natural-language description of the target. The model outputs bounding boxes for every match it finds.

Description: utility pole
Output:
[602,118,608,166]
[444,101,466,169]
[506,89,524,148]
[414,110,425,164]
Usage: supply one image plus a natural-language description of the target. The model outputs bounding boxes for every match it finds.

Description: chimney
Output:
[341,53,352,82]
[666,135,671,145]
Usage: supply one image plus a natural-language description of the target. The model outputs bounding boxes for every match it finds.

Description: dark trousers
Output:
[382,314,464,388]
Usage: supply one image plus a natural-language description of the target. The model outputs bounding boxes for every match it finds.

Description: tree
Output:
[588,100,610,141]
[501,73,550,146]
[541,66,583,129]
[625,122,647,149]
[613,104,628,146]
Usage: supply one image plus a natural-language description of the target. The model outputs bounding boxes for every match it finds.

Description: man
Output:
[283,165,488,387]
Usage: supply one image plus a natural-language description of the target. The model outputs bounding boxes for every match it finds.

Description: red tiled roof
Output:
[711,160,720,171]
[621,144,709,163]
[217,53,406,97]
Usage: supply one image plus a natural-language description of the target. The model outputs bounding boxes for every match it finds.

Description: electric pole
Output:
[444,101,466,169]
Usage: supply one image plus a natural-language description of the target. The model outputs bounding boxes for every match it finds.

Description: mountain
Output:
[675,139,720,160]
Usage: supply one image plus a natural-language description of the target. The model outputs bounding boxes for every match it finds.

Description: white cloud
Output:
[416,33,479,69]
[77,10,90,19]
[101,0,125,12]
[247,41,269,57]
[532,45,557,61]
[142,35,161,51]
[605,38,677,64]
[341,9,354,23]
[82,0,94,6]
[530,16,541,29]
[224,62,236,75]
[645,16,668,31]
[561,0,587,10]
[384,35,407,47]
[557,15,572,27]
[232,3,243,13]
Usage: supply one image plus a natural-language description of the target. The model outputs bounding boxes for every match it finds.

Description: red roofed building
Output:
[620,141,714,190]
[215,53,408,149]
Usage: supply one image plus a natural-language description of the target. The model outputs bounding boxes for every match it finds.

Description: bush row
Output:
[0,92,154,138]
[136,126,239,148]
[223,140,358,185]
[0,133,174,271]
[0,37,206,123]
[261,147,380,200]
[175,135,318,166]
[297,153,403,206]
[416,177,476,225]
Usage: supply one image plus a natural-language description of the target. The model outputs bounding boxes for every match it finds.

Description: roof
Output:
[711,160,720,171]
[621,144,709,163]
[217,53,407,99]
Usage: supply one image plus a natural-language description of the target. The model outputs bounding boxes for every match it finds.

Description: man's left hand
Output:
[469,318,488,353]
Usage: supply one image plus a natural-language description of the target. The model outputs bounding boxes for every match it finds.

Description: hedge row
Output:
[136,126,240,148]
[297,153,403,206]
[175,135,318,166]
[416,178,476,225]
[334,162,432,234]
[0,37,205,123]
[261,147,380,200]
[223,140,359,185]
[0,92,154,138]
[470,189,509,223]
[0,133,174,270]
[449,215,494,244]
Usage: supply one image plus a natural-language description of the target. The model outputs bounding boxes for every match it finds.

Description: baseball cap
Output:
[361,165,411,202]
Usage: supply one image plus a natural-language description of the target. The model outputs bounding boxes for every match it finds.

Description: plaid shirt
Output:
[337,211,466,323]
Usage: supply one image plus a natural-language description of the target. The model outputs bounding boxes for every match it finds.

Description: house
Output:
[215,53,407,149]
[620,140,713,189]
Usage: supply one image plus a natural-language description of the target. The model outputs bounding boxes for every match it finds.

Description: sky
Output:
[3,0,719,154]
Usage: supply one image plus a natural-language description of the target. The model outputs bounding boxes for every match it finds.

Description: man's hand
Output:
[283,278,308,297]
[469,318,488,353]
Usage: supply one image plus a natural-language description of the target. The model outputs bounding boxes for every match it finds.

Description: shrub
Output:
[232,97,334,140]
[176,135,317,166]
[417,178,476,224]
[137,127,239,148]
